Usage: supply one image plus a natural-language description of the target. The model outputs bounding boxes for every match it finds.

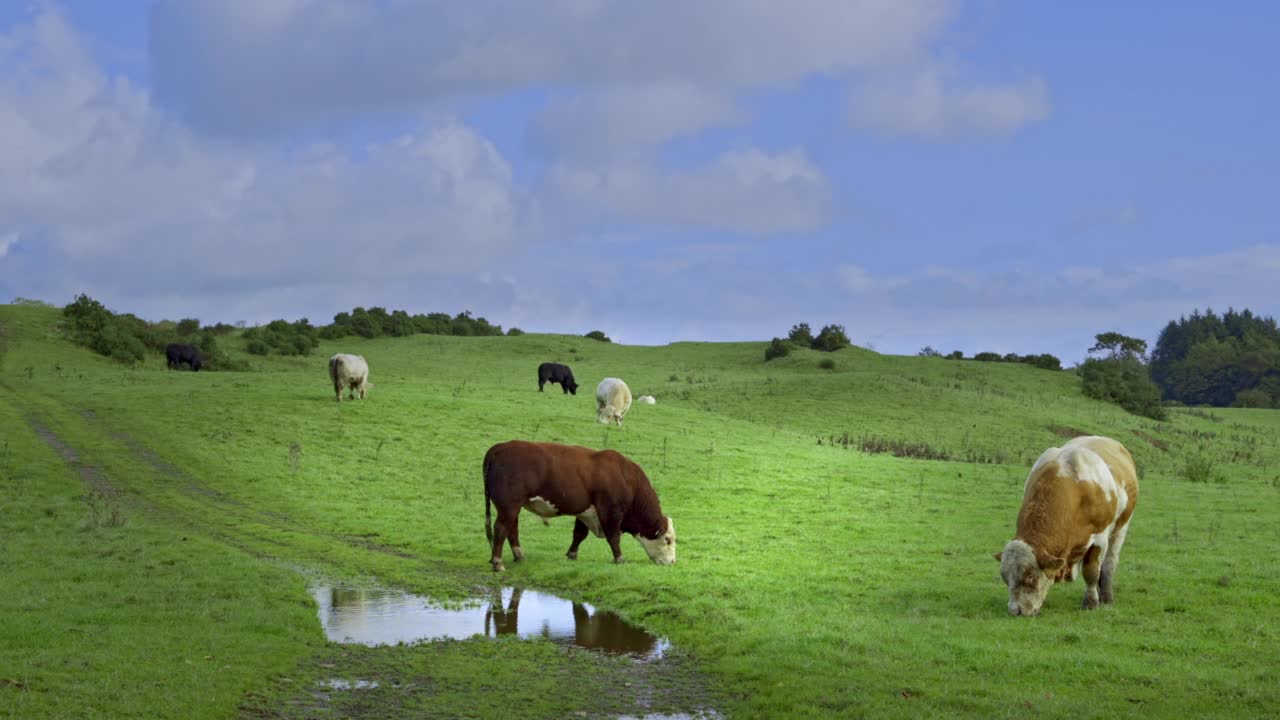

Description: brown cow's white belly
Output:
[523,497,604,537]
[577,506,604,537]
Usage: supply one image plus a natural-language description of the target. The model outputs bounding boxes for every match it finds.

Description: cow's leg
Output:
[1100,523,1130,604]
[1081,541,1107,610]
[566,518,590,559]
[561,384,569,395]
[604,515,625,563]
[538,378,545,392]
[490,507,519,572]
[334,380,342,402]
[508,513,525,562]
[358,380,367,400]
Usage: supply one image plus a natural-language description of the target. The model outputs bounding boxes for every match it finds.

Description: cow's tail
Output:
[483,450,494,545]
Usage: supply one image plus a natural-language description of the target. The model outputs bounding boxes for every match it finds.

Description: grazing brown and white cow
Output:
[996,435,1139,615]
[328,353,371,401]
[483,440,676,572]
[595,377,632,426]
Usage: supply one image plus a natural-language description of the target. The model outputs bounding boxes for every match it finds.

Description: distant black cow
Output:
[537,362,578,394]
[165,343,202,371]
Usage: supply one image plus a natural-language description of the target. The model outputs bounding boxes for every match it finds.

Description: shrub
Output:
[585,330,612,343]
[318,323,349,340]
[176,318,201,336]
[918,346,942,357]
[243,318,319,356]
[946,350,964,360]
[818,358,836,370]
[1181,454,1226,484]
[197,332,250,371]
[62,294,146,365]
[973,352,1003,362]
[203,322,237,336]
[1024,353,1063,371]
[1079,357,1167,420]
[788,323,814,346]
[506,327,525,336]
[811,324,850,353]
[764,337,791,362]
[1232,388,1274,408]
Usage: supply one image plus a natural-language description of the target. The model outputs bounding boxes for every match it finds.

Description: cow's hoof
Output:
[1099,589,1114,604]
[565,551,578,560]
[1082,595,1100,610]
[491,559,506,573]
[612,556,625,564]
[512,547,525,562]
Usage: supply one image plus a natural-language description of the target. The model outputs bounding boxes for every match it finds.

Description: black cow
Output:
[165,343,202,371]
[537,362,578,394]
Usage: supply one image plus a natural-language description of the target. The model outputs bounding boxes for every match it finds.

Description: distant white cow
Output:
[328,354,371,402]
[596,378,632,426]
[637,395,656,405]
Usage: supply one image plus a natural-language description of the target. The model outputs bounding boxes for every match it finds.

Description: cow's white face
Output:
[636,517,676,565]
[997,539,1055,616]
[597,405,623,426]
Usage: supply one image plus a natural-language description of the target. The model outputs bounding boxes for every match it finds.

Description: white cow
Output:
[636,395,657,405]
[595,378,632,426]
[328,353,371,401]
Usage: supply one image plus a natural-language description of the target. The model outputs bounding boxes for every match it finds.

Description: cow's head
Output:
[995,539,1063,616]
[567,381,579,395]
[636,516,676,565]
[597,405,623,426]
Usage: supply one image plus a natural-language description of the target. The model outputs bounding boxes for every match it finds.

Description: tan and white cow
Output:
[595,377,632,426]
[996,435,1139,615]
[328,353,371,402]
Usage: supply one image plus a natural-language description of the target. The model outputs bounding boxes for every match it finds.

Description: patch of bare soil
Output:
[1048,424,1090,439]
[1131,429,1170,451]
[29,419,119,500]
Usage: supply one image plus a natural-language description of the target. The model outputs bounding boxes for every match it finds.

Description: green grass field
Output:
[2,302,1278,719]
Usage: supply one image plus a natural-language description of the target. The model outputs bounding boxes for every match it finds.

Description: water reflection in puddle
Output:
[311,584,668,658]
[319,679,379,690]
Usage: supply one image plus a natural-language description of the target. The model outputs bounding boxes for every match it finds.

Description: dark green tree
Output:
[810,324,850,352]
[788,323,813,346]
[1089,332,1148,361]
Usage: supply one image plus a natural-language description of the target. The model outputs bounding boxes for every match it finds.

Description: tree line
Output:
[1150,308,1280,408]
[57,295,608,368]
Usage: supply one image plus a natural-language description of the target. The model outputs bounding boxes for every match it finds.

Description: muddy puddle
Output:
[311,583,669,658]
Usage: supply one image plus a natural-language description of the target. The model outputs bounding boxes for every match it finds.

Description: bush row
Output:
[61,295,247,370]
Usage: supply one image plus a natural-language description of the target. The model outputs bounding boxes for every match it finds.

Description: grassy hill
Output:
[2,302,1277,718]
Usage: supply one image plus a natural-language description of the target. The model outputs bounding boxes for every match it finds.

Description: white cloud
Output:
[148,0,955,134]
[529,82,743,160]
[0,8,519,310]
[546,148,831,234]
[848,63,1050,140]
[0,233,17,258]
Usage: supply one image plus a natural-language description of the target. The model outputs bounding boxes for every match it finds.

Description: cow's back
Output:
[484,441,602,514]
[330,353,368,381]
[1019,435,1137,541]
[596,378,631,414]
[1071,435,1138,526]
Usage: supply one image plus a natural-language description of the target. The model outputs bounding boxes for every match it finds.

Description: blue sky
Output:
[1,1,1276,363]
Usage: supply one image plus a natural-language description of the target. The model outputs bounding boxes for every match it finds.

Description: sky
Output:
[1,1,1277,363]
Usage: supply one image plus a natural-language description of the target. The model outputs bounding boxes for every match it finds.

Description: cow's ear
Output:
[1040,555,1067,574]
[993,552,1003,562]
